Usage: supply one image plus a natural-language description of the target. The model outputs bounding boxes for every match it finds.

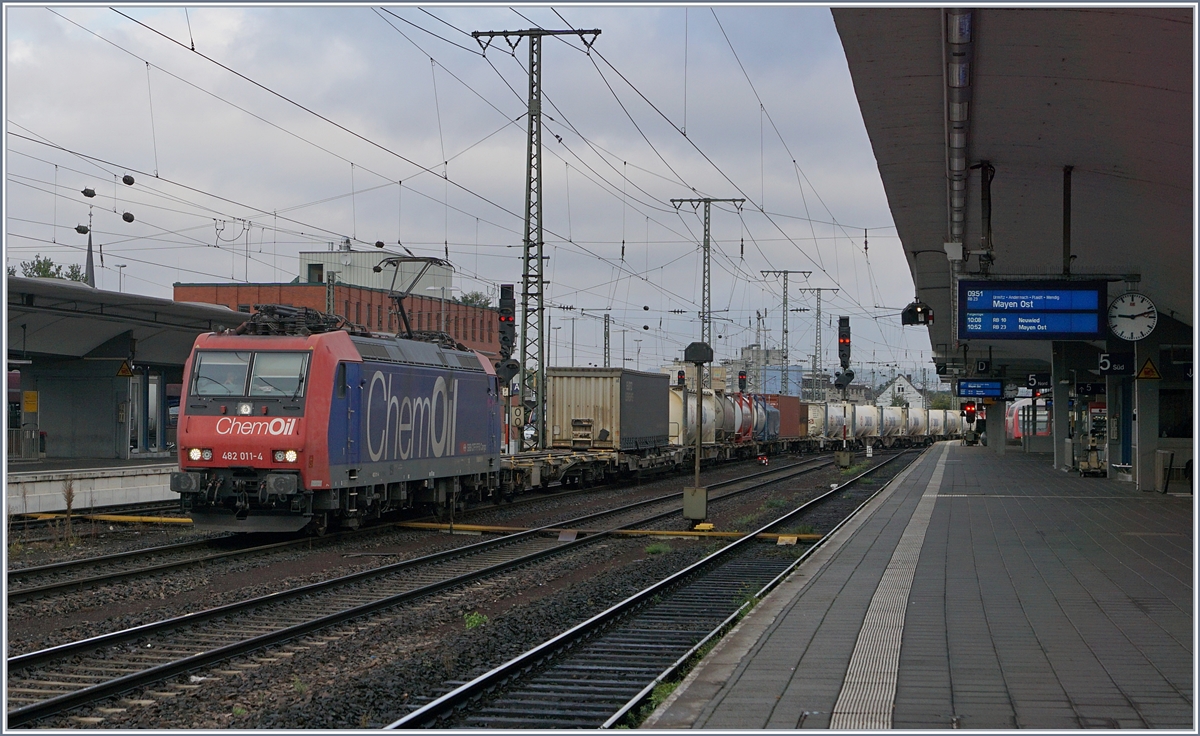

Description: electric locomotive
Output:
[170,305,501,533]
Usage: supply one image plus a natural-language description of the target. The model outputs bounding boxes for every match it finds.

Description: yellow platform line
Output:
[397,521,821,541]
[18,512,192,524]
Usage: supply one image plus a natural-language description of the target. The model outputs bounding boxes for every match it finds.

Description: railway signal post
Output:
[682,341,713,526]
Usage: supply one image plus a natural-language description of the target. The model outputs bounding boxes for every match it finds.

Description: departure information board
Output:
[958,280,1104,340]
[956,379,1004,398]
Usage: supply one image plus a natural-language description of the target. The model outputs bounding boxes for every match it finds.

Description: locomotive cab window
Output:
[249,352,310,397]
[336,363,347,399]
[192,352,251,396]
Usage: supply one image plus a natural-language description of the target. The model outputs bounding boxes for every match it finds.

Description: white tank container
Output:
[807,403,827,439]
[905,407,927,437]
[826,402,849,440]
[669,386,721,445]
[880,406,904,437]
[927,409,945,437]
[850,404,878,438]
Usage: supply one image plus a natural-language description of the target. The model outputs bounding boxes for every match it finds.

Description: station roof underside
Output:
[7,277,244,366]
[833,8,1192,376]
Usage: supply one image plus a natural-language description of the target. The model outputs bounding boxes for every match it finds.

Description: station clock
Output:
[1106,292,1157,341]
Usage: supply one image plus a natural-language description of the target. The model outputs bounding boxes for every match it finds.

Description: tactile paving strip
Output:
[829,443,948,729]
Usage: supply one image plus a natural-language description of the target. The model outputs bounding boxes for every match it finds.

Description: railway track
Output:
[8,502,184,537]
[7,455,822,605]
[5,453,834,726]
[387,449,920,729]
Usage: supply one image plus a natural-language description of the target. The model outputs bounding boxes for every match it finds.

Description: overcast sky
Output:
[5,4,939,385]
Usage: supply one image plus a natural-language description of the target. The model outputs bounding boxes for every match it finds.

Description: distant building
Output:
[299,241,451,293]
[173,281,500,359]
[874,374,927,410]
[661,362,728,392]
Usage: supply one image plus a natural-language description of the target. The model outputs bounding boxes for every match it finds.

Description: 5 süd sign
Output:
[1098,352,1134,376]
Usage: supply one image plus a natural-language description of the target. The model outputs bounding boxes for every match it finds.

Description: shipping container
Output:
[806,402,827,439]
[669,386,722,445]
[849,404,879,438]
[880,406,905,437]
[547,367,669,451]
[928,409,945,437]
[761,394,807,439]
[905,407,927,437]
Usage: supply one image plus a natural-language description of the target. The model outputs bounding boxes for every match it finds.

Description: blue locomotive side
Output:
[325,357,500,497]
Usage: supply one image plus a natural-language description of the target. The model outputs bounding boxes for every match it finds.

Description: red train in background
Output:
[170,306,501,533]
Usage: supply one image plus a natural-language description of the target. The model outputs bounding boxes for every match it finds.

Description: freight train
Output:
[170,306,959,533]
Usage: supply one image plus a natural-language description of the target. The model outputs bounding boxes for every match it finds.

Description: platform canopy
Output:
[7,276,244,366]
[833,8,1192,377]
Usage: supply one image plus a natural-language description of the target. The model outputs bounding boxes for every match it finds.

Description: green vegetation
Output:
[232,706,247,717]
[764,498,789,509]
[644,541,672,555]
[841,461,871,475]
[292,676,308,694]
[454,291,492,308]
[464,611,489,630]
[8,254,87,282]
[928,391,955,410]
[733,515,757,530]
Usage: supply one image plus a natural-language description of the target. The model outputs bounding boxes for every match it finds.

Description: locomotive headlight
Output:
[237,402,253,415]
[284,450,299,463]
[188,448,203,461]
[273,450,285,462]
[201,449,213,461]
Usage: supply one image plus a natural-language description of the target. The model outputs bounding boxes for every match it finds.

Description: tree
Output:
[928,392,955,410]
[890,391,908,407]
[456,291,492,308]
[14,255,87,282]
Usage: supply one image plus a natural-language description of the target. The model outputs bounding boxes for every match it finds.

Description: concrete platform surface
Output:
[644,442,1194,730]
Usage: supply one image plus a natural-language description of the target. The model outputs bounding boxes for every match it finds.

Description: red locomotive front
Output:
[170,330,359,532]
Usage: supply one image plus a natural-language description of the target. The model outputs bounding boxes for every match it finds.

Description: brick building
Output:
[173,282,501,359]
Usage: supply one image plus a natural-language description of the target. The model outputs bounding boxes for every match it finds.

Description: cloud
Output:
[5,6,931,374]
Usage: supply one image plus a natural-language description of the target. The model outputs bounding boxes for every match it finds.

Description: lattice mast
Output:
[472,27,600,450]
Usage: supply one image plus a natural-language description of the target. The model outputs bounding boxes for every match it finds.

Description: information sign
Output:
[956,379,1004,398]
[1026,373,1052,389]
[1097,352,1135,376]
[958,281,1105,340]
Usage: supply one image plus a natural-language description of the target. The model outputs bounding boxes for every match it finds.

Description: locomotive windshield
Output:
[191,351,309,398]
[248,352,309,397]
[192,352,251,396]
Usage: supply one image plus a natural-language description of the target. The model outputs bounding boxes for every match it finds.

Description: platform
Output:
[6,457,176,515]
[645,442,1194,730]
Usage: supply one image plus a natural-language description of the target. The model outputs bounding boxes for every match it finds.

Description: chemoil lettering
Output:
[216,417,296,436]
[365,370,457,463]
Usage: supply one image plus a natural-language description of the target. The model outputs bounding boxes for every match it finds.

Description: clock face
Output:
[1107,292,1158,341]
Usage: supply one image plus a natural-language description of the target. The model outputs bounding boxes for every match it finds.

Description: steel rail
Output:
[6,455,831,726]
[8,456,824,605]
[387,449,917,729]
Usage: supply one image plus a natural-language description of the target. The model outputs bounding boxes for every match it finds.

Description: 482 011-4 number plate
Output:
[222,451,264,461]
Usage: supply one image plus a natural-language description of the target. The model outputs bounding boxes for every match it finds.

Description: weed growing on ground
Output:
[464,611,488,630]
[232,706,247,717]
[644,541,672,555]
[292,676,308,694]
[733,515,757,530]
